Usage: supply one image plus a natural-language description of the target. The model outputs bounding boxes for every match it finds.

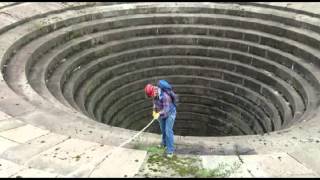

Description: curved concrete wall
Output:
[0,2,320,153]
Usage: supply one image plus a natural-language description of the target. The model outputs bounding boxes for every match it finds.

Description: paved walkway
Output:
[0,112,147,177]
[1,110,318,177]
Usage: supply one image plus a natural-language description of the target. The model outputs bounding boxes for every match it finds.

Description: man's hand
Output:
[152,111,160,120]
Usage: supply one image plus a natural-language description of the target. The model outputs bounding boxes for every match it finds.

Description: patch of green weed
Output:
[134,144,241,178]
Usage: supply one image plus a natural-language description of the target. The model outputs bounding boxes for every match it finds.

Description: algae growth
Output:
[134,144,241,178]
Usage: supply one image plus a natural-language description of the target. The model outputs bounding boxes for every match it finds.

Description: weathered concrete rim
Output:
[0,2,319,154]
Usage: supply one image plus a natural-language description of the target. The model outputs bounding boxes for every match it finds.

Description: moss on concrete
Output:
[134,144,241,178]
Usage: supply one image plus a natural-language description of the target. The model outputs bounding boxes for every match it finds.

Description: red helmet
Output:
[144,84,155,97]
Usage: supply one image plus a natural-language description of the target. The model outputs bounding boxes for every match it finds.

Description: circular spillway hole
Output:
[2,3,320,137]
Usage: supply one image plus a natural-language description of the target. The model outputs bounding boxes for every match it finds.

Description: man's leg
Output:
[159,118,166,147]
[165,113,176,154]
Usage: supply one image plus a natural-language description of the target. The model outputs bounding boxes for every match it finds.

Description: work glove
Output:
[152,111,160,120]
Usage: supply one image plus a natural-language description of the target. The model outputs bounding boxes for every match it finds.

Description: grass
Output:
[133,143,241,177]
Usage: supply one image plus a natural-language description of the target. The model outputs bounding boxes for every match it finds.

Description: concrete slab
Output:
[1,3,64,20]
[0,90,36,117]
[0,158,24,177]
[287,173,319,177]
[0,136,19,154]
[0,111,11,121]
[25,138,101,175]
[200,155,253,177]
[1,133,69,164]
[26,136,146,178]
[288,147,320,176]
[59,144,117,177]
[0,12,19,30]
[89,147,147,177]
[0,2,16,7]
[240,153,317,177]
[256,2,320,16]
[0,118,25,132]
[0,124,49,143]
[10,167,59,178]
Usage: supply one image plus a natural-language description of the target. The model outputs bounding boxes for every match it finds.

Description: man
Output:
[144,81,177,158]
